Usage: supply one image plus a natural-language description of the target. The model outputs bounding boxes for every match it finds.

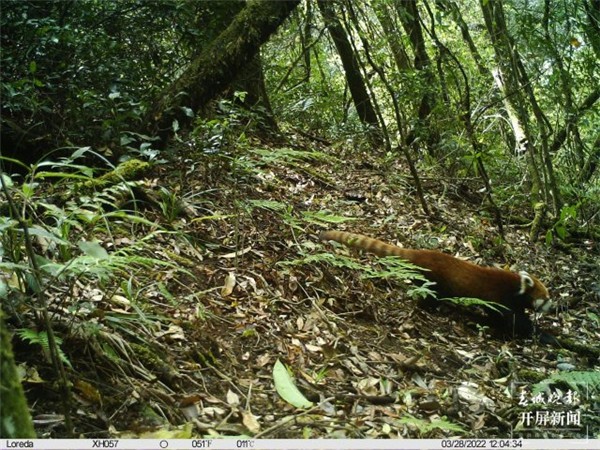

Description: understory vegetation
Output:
[1,0,599,440]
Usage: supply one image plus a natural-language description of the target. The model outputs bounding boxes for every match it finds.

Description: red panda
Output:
[319,230,551,336]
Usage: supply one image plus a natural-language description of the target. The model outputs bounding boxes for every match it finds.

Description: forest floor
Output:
[14,135,600,439]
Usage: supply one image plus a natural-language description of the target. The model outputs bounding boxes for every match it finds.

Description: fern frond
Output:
[364,256,429,282]
[246,199,288,212]
[533,371,600,395]
[16,329,72,368]
[279,252,366,271]
[441,297,510,314]
[302,212,357,226]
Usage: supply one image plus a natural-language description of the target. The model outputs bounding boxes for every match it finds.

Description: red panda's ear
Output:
[519,271,534,294]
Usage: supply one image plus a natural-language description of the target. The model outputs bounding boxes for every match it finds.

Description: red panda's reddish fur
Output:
[319,230,550,334]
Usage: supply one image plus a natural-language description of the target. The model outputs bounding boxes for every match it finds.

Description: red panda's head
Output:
[519,271,551,312]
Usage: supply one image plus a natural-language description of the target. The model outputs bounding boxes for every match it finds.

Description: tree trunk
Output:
[229,53,279,132]
[147,0,299,143]
[394,0,439,154]
[317,0,381,139]
[373,0,411,72]
[480,0,546,233]
[447,1,489,77]
[583,0,600,57]
[1,311,36,438]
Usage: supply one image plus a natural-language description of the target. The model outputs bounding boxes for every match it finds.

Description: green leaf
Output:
[0,219,18,234]
[0,277,8,299]
[78,241,109,259]
[273,359,313,408]
[533,370,600,395]
[34,255,63,278]
[22,183,35,198]
[27,226,70,245]
[556,224,566,240]
[1,173,14,188]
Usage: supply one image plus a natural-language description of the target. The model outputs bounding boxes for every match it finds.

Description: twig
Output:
[253,397,335,438]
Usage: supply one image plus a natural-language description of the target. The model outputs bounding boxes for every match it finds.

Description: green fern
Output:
[441,297,510,314]
[158,186,184,222]
[246,199,289,212]
[16,329,72,368]
[365,256,430,282]
[397,413,466,435]
[533,371,600,395]
[280,252,366,271]
[302,212,357,226]
[281,252,436,299]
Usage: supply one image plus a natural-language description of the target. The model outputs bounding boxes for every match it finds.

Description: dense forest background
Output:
[1,0,599,440]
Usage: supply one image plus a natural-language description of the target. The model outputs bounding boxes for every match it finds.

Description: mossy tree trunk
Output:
[147,0,299,143]
[1,310,36,438]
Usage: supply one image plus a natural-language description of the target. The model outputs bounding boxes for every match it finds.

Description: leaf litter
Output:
[12,138,599,439]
